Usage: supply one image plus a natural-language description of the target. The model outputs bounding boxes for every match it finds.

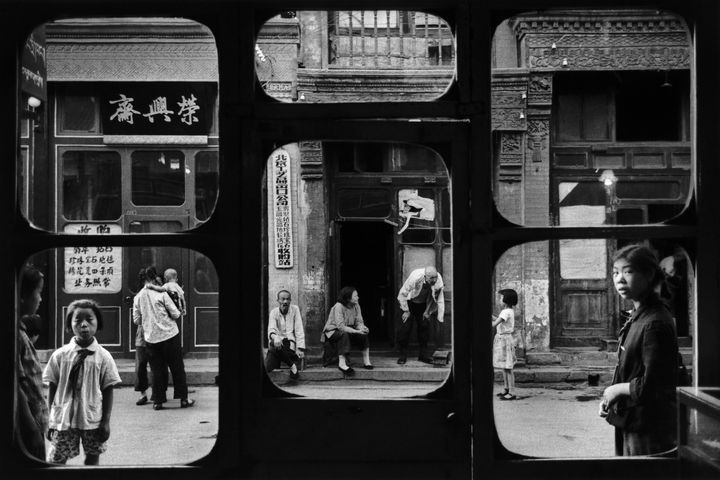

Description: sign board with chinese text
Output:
[63,223,122,293]
[21,28,47,100]
[272,149,293,268]
[99,82,216,135]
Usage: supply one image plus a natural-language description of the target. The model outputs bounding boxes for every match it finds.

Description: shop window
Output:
[493,240,693,457]
[195,151,219,221]
[256,11,455,103]
[62,151,122,221]
[337,189,391,218]
[18,247,219,464]
[59,95,99,133]
[262,142,452,398]
[19,18,219,233]
[194,253,219,293]
[131,150,185,206]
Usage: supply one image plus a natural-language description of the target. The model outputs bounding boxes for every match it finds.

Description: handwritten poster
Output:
[63,223,122,293]
[272,149,293,268]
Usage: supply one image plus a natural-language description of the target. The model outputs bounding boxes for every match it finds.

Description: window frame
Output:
[5,1,720,480]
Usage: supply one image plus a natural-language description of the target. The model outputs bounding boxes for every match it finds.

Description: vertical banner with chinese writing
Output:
[64,224,122,293]
[21,27,46,101]
[272,149,293,268]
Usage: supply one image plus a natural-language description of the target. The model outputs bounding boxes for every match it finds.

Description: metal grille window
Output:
[328,11,454,68]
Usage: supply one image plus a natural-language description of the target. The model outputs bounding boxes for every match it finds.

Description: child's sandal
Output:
[500,393,517,401]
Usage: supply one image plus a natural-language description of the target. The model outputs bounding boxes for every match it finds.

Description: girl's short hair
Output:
[65,299,104,333]
[337,286,357,306]
[20,264,44,300]
[613,244,664,290]
[499,288,518,307]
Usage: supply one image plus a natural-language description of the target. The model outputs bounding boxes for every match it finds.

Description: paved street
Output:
[493,384,615,458]
[43,382,616,466]
[49,386,219,466]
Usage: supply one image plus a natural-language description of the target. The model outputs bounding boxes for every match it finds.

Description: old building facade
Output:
[259,9,693,360]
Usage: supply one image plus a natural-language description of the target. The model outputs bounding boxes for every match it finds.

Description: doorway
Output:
[338,221,395,346]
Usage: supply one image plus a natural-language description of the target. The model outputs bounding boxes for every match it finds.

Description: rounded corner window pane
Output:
[491,9,691,226]
[492,239,693,457]
[263,141,452,398]
[19,18,219,233]
[256,11,455,103]
[16,246,218,465]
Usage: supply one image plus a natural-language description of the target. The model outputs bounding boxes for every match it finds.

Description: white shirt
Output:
[132,286,181,344]
[42,338,121,431]
[496,308,515,335]
[267,305,305,350]
[397,268,446,322]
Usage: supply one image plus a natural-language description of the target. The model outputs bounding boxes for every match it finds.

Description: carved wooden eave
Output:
[491,69,529,132]
[297,68,454,102]
[509,10,691,71]
[45,18,218,82]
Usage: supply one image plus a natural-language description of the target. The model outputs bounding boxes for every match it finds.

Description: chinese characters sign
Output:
[272,149,293,268]
[64,224,122,293]
[21,28,46,100]
[99,82,216,135]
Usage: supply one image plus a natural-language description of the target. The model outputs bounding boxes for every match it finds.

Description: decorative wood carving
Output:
[299,141,324,179]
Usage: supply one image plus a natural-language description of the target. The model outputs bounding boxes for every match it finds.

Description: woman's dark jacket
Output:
[610,295,679,433]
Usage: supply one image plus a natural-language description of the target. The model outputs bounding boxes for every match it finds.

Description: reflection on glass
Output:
[62,151,122,221]
[493,240,693,457]
[263,142,451,397]
[131,151,185,206]
[59,95,98,133]
[194,253,219,293]
[256,11,455,102]
[492,9,691,226]
[17,247,218,465]
[195,151,219,221]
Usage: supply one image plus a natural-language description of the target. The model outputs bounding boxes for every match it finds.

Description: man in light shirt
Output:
[132,266,194,410]
[265,290,305,380]
[396,266,445,365]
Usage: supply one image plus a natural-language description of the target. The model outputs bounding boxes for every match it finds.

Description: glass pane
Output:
[16,248,218,464]
[131,151,185,206]
[493,240,693,457]
[337,189,391,218]
[263,142,451,398]
[59,95,98,132]
[19,19,219,232]
[194,252,219,293]
[492,9,692,226]
[195,151,219,221]
[62,151,121,221]
[256,11,455,103]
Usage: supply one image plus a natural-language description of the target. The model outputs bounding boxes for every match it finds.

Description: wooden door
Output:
[552,178,614,347]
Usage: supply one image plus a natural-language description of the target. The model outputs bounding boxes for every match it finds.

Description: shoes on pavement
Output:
[136,395,148,406]
[180,399,195,408]
[338,365,355,375]
[363,364,374,370]
[397,356,407,365]
[289,367,300,380]
[499,393,517,401]
[153,402,163,410]
[418,356,434,364]
[495,390,509,398]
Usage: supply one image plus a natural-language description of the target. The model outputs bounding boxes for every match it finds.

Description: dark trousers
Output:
[135,345,166,401]
[323,330,369,366]
[265,340,300,371]
[615,426,677,456]
[397,301,434,358]
[146,333,188,403]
